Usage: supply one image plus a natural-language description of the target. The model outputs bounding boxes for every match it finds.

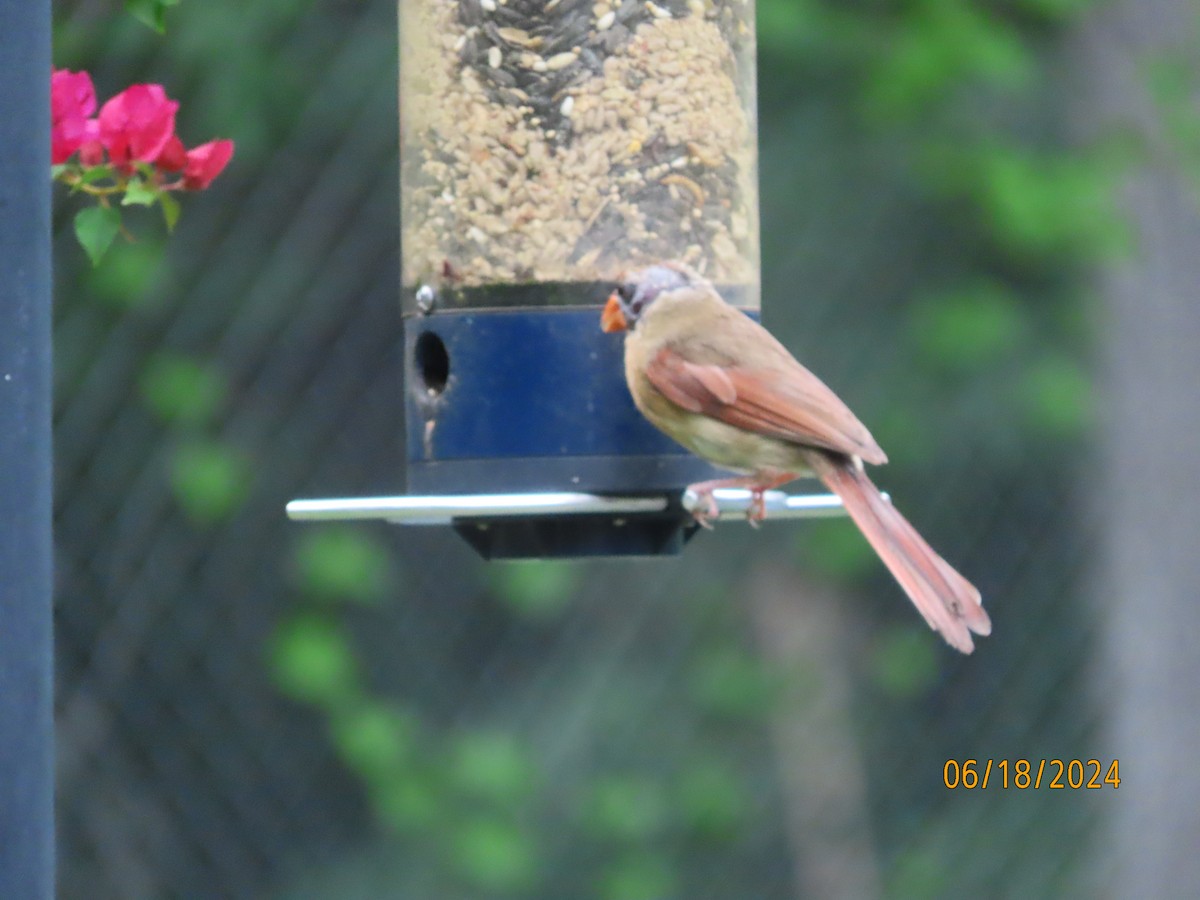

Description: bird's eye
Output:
[617,283,635,303]
[629,296,644,315]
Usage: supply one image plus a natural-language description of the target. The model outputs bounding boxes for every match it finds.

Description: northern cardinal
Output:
[601,262,991,653]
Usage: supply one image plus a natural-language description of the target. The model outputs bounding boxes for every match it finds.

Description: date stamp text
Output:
[943,758,1121,790]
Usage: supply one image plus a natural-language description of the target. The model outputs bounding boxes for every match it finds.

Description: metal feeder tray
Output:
[286,488,848,560]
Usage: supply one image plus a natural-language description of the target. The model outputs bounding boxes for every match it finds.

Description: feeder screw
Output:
[416,284,436,314]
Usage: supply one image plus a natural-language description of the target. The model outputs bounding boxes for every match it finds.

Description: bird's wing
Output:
[644,344,887,463]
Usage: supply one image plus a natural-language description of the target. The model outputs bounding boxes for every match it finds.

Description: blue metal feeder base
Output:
[401,303,724,557]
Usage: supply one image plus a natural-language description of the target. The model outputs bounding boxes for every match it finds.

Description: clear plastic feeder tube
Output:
[399,0,760,309]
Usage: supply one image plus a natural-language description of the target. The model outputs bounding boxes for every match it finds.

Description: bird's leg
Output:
[745,471,799,527]
[684,476,760,528]
[685,472,798,528]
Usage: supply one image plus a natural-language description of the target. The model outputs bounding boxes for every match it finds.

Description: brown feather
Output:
[807,451,991,653]
[643,345,887,464]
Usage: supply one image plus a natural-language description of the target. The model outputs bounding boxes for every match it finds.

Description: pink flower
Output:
[182,139,234,190]
[77,124,105,167]
[155,135,188,172]
[51,69,97,163]
[97,84,179,168]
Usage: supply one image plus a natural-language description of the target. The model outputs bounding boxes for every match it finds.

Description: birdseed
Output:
[399,0,759,304]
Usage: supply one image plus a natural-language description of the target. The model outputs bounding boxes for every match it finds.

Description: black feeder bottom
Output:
[454,511,695,560]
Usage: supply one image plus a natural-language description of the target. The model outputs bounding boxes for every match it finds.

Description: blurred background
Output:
[49,0,1200,897]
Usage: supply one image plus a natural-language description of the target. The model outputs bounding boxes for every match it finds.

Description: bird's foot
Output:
[685,476,768,528]
[685,473,799,529]
[747,489,767,528]
[687,488,720,530]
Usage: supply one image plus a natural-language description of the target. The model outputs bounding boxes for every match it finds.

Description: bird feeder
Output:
[288,0,845,557]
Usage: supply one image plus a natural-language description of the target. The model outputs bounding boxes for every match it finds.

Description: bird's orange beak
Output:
[601,292,628,333]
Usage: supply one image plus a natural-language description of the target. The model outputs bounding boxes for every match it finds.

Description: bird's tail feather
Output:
[809,453,991,654]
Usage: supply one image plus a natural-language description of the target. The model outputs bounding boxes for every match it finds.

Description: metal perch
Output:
[286,488,848,526]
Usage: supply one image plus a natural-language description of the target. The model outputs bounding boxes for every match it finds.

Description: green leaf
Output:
[376,774,442,833]
[449,732,536,806]
[77,164,117,187]
[976,146,1124,258]
[676,761,746,838]
[1018,355,1094,438]
[122,176,160,207]
[169,438,249,523]
[599,854,679,900]
[125,0,181,33]
[449,818,540,894]
[331,703,418,781]
[73,206,121,266]
[269,615,358,704]
[690,647,780,720]
[491,560,578,619]
[140,353,227,428]
[159,191,181,232]
[581,776,670,841]
[910,282,1026,373]
[293,527,395,604]
[84,238,164,311]
[864,2,1032,121]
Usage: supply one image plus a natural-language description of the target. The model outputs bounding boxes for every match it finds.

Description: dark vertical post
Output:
[0,0,56,896]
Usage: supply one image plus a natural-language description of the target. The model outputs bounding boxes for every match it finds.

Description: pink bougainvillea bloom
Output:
[51,69,97,163]
[51,69,96,122]
[182,139,234,190]
[97,84,179,168]
[77,121,104,166]
[155,135,188,172]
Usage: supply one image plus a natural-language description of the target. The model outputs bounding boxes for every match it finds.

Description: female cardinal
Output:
[601,262,991,653]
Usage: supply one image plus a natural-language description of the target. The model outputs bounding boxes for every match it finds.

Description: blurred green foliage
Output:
[1018,353,1095,437]
[490,560,580,619]
[599,854,679,900]
[910,281,1027,373]
[688,646,781,720]
[675,760,747,838]
[449,732,538,806]
[272,539,769,896]
[331,703,420,783]
[168,437,249,523]
[270,614,360,705]
[82,236,165,310]
[140,351,226,428]
[448,816,541,894]
[125,0,180,34]
[862,3,1033,122]
[868,626,942,698]
[582,776,671,841]
[796,516,879,580]
[968,144,1126,258]
[293,527,395,606]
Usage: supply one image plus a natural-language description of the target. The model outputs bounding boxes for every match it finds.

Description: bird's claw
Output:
[689,491,719,530]
[746,490,766,528]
